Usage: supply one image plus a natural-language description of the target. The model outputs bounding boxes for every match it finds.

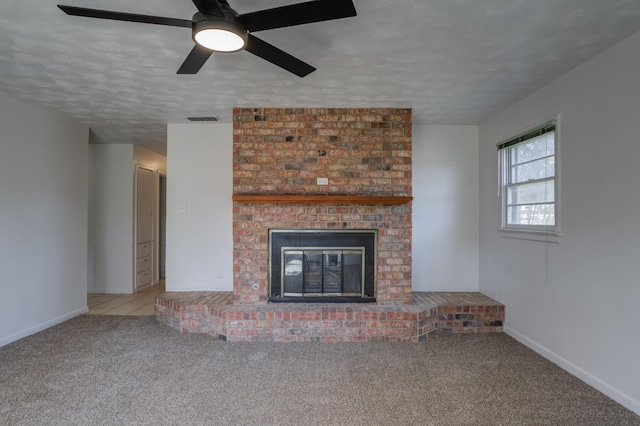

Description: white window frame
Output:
[497,117,561,242]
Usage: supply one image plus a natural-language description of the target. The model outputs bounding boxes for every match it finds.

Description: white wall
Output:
[479,30,640,414]
[412,125,479,291]
[0,91,88,347]
[88,145,134,293]
[166,123,233,291]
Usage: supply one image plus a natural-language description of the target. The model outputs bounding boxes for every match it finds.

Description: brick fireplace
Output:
[233,108,413,305]
[155,107,505,341]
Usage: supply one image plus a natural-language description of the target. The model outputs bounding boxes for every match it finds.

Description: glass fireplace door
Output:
[282,248,364,297]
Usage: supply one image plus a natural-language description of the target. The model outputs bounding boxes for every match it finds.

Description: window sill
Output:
[498,228,562,243]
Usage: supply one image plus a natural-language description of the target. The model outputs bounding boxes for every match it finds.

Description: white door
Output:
[136,167,154,289]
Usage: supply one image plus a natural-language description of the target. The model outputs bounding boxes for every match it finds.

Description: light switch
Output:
[177,204,187,213]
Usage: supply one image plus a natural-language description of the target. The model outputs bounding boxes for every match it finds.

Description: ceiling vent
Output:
[187,116,220,122]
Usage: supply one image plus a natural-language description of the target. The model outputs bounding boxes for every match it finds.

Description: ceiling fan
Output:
[58,0,357,77]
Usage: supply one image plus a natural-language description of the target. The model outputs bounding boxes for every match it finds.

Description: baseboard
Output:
[505,326,640,416]
[0,307,89,348]
[88,287,133,294]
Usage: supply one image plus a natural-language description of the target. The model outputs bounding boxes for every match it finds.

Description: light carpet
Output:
[0,316,638,425]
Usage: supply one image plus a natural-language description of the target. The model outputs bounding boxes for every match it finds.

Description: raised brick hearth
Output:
[155,292,504,342]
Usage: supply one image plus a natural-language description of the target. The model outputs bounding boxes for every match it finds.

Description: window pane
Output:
[508,204,555,226]
[511,157,555,183]
[512,133,554,164]
[507,180,554,204]
[544,133,555,156]
[500,126,557,232]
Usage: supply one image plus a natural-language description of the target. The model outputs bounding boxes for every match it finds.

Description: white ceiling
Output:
[1,0,640,154]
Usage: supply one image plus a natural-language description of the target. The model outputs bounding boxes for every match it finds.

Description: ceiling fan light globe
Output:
[194,28,245,52]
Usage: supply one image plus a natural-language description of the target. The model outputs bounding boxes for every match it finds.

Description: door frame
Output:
[134,164,155,291]
[156,169,167,284]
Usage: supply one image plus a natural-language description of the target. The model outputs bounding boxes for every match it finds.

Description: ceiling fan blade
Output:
[237,0,356,32]
[57,5,192,28]
[192,0,224,17]
[177,45,214,74]
[245,34,315,77]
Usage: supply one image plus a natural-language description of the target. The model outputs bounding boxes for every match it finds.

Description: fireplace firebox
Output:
[269,230,377,303]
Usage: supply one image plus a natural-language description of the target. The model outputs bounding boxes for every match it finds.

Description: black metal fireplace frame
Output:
[268,229,377,303]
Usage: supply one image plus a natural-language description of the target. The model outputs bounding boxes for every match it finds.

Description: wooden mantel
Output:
[232,194,413,205]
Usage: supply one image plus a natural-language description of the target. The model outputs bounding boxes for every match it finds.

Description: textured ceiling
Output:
[1,0,640,153]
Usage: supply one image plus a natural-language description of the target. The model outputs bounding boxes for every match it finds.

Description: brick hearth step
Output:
[155,292,504,342]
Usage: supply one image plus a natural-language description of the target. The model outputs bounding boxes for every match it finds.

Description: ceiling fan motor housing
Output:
[192,8,247,52]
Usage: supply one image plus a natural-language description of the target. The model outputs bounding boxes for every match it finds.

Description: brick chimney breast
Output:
[232,108,412,305]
